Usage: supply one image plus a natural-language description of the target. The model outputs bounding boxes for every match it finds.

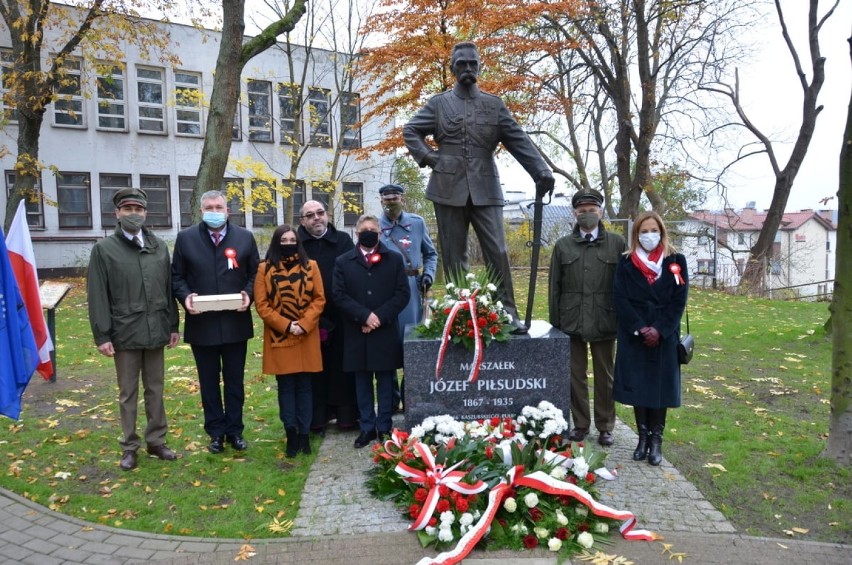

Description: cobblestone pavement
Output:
[1,416,849,565]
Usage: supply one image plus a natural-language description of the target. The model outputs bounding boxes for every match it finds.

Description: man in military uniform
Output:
[548,188,627,446]
[378,183,438,410]
[403,41,555,334]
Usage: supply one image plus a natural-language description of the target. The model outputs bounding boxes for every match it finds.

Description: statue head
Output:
[451,42,480,87]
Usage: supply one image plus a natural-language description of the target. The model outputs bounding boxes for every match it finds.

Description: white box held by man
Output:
[193,293,243,312]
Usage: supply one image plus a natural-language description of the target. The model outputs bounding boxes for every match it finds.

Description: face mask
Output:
[638,232,661,251]
[358,230,379,249]
[280,244,298,258]
[576,212,599,231]
[119,213,145,232]
[384,203,402,218]
[202,211,227,229]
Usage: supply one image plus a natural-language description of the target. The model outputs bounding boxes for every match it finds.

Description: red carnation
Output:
[529,507,544,521]
[438,485,450,497]
[485,445,494,459]
[467,330,475,337]
[466,319,474,328]
[414,488,428,502]
[523,534,539,549]
[579,522,590,532]
[396,431,409,442]
[555,527,570,540]
[490,417,501,426]
[428,517,438,527]
[372,455,381,463]
[455,497,469,512]
[436,499,451,513]
[489,325,499,335]
[585,472,596,484]
[409,504,421,519]
[477,317,487,327]
[489,311,498,322]
[568,476,578,485]
[443,307,452,315]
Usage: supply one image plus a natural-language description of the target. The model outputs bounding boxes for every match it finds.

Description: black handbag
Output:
[678,310,694,364]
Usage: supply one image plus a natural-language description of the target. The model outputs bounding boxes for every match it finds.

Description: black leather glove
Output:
[420,274,433,293]
[535,173,555,199]
[639,326,660,348]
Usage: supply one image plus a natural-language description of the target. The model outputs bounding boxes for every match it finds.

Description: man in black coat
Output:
[172,190,260,454]
[332,215,410,449]
[403,41,555,334]
[297,200,357,433]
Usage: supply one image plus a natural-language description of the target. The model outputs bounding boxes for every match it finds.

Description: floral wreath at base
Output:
[367,402,659,565]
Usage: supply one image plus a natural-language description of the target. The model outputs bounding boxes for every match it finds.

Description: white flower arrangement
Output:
[516,400,569,440]
[548,538,562,551]
[576,531,594,549]
[503,497,517,513]
[410,414,466,444]
[524,492,539,508]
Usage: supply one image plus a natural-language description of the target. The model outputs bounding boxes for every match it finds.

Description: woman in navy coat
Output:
[613,211,688,466]
[332,215,410,449]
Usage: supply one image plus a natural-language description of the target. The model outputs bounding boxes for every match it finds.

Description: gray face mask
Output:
[576,212,599,231]
[119,213,145,232]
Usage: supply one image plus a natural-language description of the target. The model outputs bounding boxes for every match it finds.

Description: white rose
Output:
[524,492,539,508]
[572,456,589,479]
[503,497,517,513]
[425,526,436,536]
[556,510,569,526]
[534,527,549,539]
[594,522,609,534]
[575,506,589,517]
[459,513,474,526]
[548,537,563,552]
[438,527,454,542]
[486,283,497,292]
[577,531,594,549]
[466,272,476,280]
[550,466,567,481]
[440,511,455,524]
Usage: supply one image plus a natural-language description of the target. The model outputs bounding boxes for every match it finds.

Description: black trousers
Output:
[191,341,247,438]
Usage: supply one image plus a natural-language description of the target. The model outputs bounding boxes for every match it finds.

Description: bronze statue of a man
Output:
[403,41,555,334]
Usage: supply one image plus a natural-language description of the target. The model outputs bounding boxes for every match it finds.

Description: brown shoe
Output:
[598,431,614,446]
[119,450,138,471]
[146,444,177,461]
[568,427,588,442]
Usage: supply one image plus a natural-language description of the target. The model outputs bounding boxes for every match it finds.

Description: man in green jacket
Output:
[87,188,180,471]
[548,188,627,447]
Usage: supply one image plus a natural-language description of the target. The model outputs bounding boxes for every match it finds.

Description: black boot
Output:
[647,408,667,466]
[633,407,650,461]
[285,427,299,458]
[299,434,311,455]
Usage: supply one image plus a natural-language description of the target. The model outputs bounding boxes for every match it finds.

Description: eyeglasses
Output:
[301,209,326,220]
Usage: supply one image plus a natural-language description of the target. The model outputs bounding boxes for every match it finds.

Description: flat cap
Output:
[571,188,603,208]
[113,187,148,209]
[378,183,405,196]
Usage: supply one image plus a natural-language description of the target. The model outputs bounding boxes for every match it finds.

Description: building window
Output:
[99,173,131,229]
[340,92,361,149]
[697,259,714,275]
[223,178,246,227]
[57,172,92,228]
[5,171,44,228]
[737,232,745,246]
[769,260,782,275]
[308,88,331,147]
[247,80,272,142]
[140,175,172,228]
[232,104,242,140]
[174,70,202,135]
[54,58,84,127]
[179,176,196,227]
[286,179,306,225]
[1,49,18,123]
[250,179,277,227]
[136,66,165,133]
[278,83,299,144]
[96,64,126,130]
[342,182,363,227]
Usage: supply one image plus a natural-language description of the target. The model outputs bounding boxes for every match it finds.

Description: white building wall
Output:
[1,19,394,270]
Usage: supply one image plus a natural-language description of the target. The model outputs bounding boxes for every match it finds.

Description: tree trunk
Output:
[3,110,44,232]
[824,35,852,465]
[192,0,247,221]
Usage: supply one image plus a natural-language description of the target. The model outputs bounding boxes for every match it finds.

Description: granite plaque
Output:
[403,320,571,429]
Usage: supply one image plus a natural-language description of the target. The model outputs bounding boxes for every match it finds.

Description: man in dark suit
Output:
[172,190,260,454]
[403,41,555,334]
[297,199,358,434]
[332,215,410,448]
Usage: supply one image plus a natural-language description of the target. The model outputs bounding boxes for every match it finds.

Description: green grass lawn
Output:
[1,273,848,544]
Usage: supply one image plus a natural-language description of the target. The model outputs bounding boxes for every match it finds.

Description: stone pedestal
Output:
[403,320,571,429]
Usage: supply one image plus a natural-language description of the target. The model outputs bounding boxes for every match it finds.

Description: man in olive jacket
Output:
[548,188,627,447]
[88,188,180,471]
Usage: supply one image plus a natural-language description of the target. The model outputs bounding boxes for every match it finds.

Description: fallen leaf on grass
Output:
[703,463,727,472]
[776,543,788,549]
[267,517,293,534]
[578,550,634,564]
[791,527,809,534]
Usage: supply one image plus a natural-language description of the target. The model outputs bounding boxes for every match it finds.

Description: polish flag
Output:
[7,200,53,380]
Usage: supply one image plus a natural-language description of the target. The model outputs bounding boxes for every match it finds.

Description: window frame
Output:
[342,181,363,227]
[139,174,172,228]
[250,179,278,227]
[1,48,19,124]
[57,171,92,229]
[174,70,203,136]
[53,57,85,128]
[340,92,361,149]
[136,65,166,134]
[308,87,332,147]
[96,63,127,131]
[247,79,273,142]
[278,83,300,145]
[5,170,44,229]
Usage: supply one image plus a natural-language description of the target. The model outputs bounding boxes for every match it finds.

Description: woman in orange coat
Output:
[254,225,325,457]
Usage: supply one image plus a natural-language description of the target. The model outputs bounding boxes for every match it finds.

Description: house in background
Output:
[676,203,836,299]
[0,17,394,272]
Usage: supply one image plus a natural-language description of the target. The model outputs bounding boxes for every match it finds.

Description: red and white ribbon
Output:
[377,429,413,461]
[670,263,685,285]
[395,442,487,531]
[435,290,483,382]
[225,247,239,270]
[416,465,656,565]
